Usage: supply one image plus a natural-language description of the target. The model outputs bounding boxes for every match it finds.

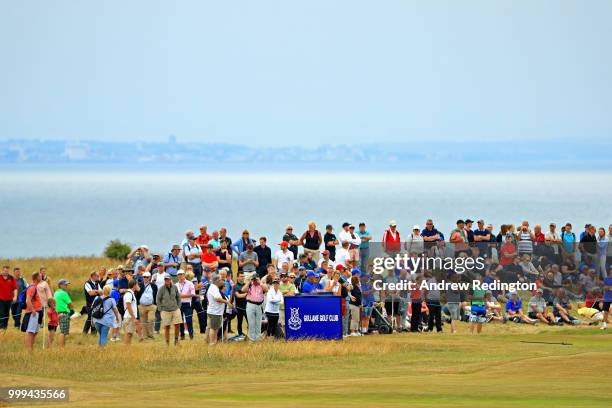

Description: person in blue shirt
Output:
[505,291,535,324]
[163,245,182,277]
[357,223,372,273]
[301,271,324,294]
[602,267,612,330]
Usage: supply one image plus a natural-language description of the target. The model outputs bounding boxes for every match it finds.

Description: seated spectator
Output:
[553,288,581,325]
[528,288,556,325]
[505,291,536,324]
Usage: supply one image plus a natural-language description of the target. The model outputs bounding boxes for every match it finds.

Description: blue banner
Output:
[284,295,343,340]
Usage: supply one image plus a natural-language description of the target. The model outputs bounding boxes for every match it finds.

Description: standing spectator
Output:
[83,271,102,335]
[239,244,259,277]
[381,269,401,330]
[11,267,26,328]
[209,230,221,249]
[517,224,534,256]
[176,270,195,340]
[405,225,425,255]
[196,224,211,247]
[254,237,272,277]
[232,271,248,339]
[0,266,17,330]
[264,278,283,338]
[206,276,233,344]
[37,267,53,314]
[231,229,256,257]
[383,220,401,254]
[450,220,469,256]
[218,228,232,250]
[423,271,442,333]
[349,275,362,336]
[92,285,120,347]
[216,240,233,273]
[324,224,339,261]
[545,223,562,264]
[421,219,442,253]
[357,223,372,273]
[137,272,157,340]
[242,274,267,341]
[601,267,612,330]
[410,275,423,332]
[122,279,139,345]
[163,245,182,279]
[183,236,203,280]
[473,220,492,258]
[597,227,609,280]
[22,272,42,352]
[46,298,58,347]
[187,267,206,335]
[561,223,576,262]
[53,279,74,347]
[339,223,361,266]
[282,225,300,259]
[156,273,182,345]
[201,244,219,273]
[300,221,323,263]
[273,242,295,271]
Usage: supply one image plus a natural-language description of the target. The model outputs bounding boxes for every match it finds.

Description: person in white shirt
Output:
[206,276,232,345]
[405,225,425,255]
[183,236,203,279]
[122,279,139,345]
[545,222,562,262]
[336,241,351,269]
[273,242,295,271]
[151,264,167,288]
[339,224,361,267]
[317,250,335,269]
[264,279,283,338]
[138,272,157,340]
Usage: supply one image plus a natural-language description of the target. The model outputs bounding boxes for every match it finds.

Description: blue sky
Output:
[1,1,610,146]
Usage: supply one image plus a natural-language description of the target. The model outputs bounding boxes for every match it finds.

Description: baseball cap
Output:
[335,264,345,271]
[456,219,465,225]
[322,250,330,255]
[163,273,172,280]
[413,225,420,230]
[279,241,289,247]
[57,279,70,286]
[342,222,350,228]
[143,272,151,277]
[298,265,306,271]
[351,268,361,275]
[465,219,474,224]
[177,269,185,275]
[389,220,397,226]
[306,271,316,278]
[477,219,484,224]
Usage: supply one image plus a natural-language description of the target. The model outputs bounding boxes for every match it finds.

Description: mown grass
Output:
[1,257,611,407]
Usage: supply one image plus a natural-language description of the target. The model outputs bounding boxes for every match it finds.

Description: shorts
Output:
[384,300,400,316]
[123,317,136,334]
[58,314,71,335]
[21,311,41,334]
[48,325,57,332]
[446,303,461,321]
[363,306,373,317]
[207,314,223,331]
[469,305,487,324]
[603,302,611,312]
[113,315,121,329]
[160,309,182,327]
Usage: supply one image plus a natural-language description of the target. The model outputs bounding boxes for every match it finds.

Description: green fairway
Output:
[1,323,610,408]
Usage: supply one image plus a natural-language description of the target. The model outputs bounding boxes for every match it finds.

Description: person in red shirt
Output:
[0,266,17,330]
[499,235,518,266]
[383,220,401,254]
[201,244,219,273]
[196,225,211,247]
[46,297,59,347]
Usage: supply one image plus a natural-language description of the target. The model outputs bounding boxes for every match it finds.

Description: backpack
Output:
[91,296,111,319]
[20,284,37,310]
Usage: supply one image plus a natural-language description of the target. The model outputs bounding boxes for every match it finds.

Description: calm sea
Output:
[1,168,612,258]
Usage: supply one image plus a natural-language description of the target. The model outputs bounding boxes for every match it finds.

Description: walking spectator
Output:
[0,265,17,330]
[22,272,43,352]
[122,279,139,345]
[242,274,267,341]
[207,275,233,344]
[83,271,102,335]
[137,271,157,340]
[92,285,120,347]
[176,269,195,340]
[53,279,74,347]
[156,273,182,345]
[264,278,283,338]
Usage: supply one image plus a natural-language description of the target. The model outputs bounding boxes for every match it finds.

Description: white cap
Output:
[142,272,151,277]
[140,244,149,250]
[389,220,397,226]
[163,273,172,280]
[177,269,185,275]
[413,225,420,230]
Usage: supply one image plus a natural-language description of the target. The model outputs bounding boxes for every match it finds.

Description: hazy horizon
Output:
[1,1,611,147]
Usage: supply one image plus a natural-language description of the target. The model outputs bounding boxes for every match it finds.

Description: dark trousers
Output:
[192,298,207,333]
[0,300,11,330]
[410,301,422,332]
[266,312,279,337]
[180,303,193,338]
[82,304,97,334]
[189,263,203,280]
[236,307,247,336]
[427,301,443,332]
[11,301,22,327]
[154,310,161,333]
